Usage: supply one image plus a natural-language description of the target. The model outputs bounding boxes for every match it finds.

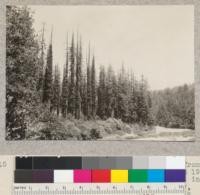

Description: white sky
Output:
[30,5,194,90]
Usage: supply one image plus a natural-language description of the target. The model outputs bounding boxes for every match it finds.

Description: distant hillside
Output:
[151,84,195,129]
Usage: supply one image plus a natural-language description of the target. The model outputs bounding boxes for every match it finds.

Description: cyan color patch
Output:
[148,170,164,182]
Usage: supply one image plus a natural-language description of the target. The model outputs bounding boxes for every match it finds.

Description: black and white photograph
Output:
[6,5,195,141]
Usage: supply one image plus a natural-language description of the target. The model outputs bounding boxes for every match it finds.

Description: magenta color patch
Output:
[74,170,92,183]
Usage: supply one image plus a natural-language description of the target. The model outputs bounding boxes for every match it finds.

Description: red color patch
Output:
[92,170,111,183]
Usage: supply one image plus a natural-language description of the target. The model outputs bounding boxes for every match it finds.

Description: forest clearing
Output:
[6,6,195,141]
[25,117,194,141]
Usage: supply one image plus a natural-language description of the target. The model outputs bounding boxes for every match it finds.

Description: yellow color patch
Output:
[111,170,128,183]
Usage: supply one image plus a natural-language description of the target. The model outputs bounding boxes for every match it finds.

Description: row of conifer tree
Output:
[40,31,153,125]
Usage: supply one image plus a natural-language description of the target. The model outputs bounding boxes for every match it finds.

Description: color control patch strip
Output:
[15,156,186,183]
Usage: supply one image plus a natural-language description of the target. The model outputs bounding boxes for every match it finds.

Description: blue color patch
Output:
[148,170,164,182]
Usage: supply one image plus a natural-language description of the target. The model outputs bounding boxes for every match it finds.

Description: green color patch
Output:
[128,170,148,183]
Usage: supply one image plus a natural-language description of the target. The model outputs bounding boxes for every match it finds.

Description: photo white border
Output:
[0,0,199,155]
